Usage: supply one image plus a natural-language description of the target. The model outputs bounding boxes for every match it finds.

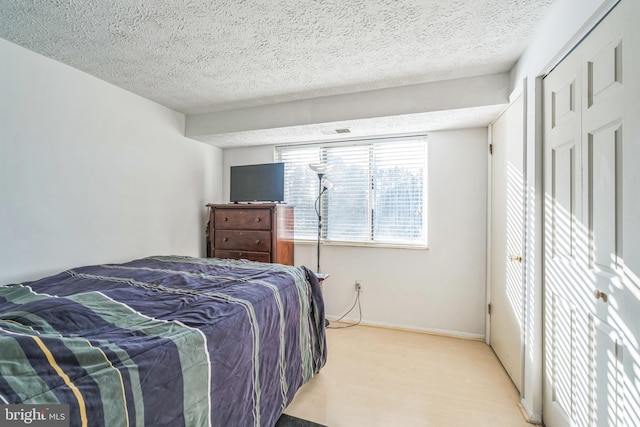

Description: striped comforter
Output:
[0,256,327,427]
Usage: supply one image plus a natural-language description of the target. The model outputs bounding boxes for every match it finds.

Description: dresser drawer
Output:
[214,208,271,230]
[214,250,271,263]
[206,203,293,265]
[214,230,272,252]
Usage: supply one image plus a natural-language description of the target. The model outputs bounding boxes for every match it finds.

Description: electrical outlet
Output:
[355,280,362,292]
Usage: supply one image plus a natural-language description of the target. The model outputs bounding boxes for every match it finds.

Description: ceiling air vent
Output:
[321,128,351,135]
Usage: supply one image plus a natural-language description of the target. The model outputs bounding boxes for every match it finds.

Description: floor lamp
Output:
[309,163,332,273]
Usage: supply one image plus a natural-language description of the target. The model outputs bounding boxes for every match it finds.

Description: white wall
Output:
[223,128,488,338]
[0,39,222,284]
[221,145,276,202]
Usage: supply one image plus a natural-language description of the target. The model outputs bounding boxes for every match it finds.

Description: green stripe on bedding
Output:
[93,339,146,427]
[0,309,130,426]
[67,290,211,427]
[1,285,210,427]
[0,325,60,404]
[0,298,146,425]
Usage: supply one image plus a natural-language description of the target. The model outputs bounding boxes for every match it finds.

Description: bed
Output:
[0,255,327,427]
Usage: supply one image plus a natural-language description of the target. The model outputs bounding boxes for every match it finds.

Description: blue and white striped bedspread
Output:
[0,256,327,427]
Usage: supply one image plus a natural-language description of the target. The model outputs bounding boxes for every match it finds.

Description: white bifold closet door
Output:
[542,1,640,426]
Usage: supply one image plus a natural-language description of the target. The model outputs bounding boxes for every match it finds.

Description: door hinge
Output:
[488,303,492,315]
[489,144,493,155]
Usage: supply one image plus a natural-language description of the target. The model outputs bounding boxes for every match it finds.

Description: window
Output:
[276,135,427,247]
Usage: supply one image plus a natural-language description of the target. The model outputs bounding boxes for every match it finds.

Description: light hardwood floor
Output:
[284,324,536,427]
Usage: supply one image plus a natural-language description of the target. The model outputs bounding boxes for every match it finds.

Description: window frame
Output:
[275,134,428,250]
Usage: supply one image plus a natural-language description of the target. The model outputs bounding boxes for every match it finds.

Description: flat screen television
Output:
[230,162,285,203]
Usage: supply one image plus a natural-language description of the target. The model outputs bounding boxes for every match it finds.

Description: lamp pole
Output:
[316,172,324,273]
[309,163,332,274]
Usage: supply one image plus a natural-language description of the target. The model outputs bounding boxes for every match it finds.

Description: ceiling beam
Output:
[185,72,510,139]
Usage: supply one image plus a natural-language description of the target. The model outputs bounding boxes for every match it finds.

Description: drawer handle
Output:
[255,217,261,222]
[222,237,228,242]
[223,217,229,222]
[255,239,261,245]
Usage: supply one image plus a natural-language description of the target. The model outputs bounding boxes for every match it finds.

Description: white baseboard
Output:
[518,399,543,425]
[325,316,485,341]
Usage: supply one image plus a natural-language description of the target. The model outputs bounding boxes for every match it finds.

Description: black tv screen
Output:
[230,162,285,203]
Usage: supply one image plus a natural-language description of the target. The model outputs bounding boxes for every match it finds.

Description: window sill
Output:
[294,238,429,251]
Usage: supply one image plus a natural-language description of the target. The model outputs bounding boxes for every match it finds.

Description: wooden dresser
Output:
[206,203,294,265]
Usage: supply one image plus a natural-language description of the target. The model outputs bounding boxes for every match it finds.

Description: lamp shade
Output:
[309,163,332,174]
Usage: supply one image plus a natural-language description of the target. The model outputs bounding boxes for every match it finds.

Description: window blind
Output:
[276,135,427,247]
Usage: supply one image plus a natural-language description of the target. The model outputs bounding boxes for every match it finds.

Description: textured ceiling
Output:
[0,0,556,117]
